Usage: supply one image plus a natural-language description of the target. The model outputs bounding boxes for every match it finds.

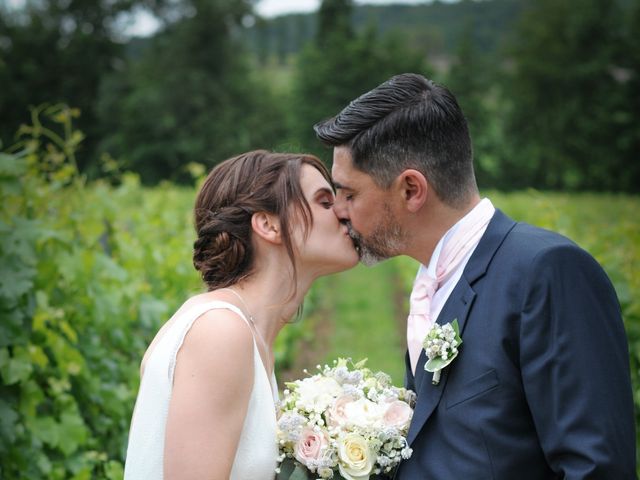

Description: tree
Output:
[446,20,506,189]
[616,0,640,192]
[97,0,288,183]
[0,0,144,172]
[290,0,431,161]
[503,0,629,191]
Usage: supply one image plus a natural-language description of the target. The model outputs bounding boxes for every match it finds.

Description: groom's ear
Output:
[396,169,428,213]
[251,212,282,244]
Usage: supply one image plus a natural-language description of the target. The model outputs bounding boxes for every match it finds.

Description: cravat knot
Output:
[406,199,495,375]
[409,275,438,315]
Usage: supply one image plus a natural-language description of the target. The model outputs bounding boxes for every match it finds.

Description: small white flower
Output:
[422,319,463,385]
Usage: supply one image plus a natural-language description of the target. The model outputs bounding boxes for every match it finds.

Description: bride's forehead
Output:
[300,165,331,191]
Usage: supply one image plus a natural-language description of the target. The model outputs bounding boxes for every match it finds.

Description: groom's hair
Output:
[314,73,477,208]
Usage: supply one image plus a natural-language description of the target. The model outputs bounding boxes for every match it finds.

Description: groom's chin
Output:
[358,249,389,267]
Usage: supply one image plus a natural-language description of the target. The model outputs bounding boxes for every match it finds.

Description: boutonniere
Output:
[423,319,463,385]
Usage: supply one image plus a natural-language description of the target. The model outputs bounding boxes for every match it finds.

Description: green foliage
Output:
[446,21,506,189]
[0,104,313,478]
[502,0,637,191]
[0,0,138,172]
[244,0,526,61]
[97,0,288,184]
[3,0,639,191]
[0,105,199,478]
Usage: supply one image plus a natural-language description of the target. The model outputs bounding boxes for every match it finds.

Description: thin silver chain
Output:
[219,287,272,372]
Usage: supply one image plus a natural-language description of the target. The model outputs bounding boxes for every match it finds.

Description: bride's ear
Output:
[251,212,282,244]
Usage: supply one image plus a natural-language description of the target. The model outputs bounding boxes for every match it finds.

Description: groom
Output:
[314,73,636,478]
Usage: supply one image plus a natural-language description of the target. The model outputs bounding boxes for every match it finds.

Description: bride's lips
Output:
[345,228,362,255]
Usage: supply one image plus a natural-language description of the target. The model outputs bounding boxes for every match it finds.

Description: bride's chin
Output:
[323,251,359,273]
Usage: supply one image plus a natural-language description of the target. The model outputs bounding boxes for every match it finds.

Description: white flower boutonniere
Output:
[423,319,463,385]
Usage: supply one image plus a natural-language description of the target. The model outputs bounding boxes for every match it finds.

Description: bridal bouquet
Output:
[275,358,415,480]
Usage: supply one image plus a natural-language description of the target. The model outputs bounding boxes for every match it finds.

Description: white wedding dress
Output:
[124,301,278,480]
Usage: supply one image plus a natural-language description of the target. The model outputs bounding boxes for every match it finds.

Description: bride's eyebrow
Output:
[314,187,334,197]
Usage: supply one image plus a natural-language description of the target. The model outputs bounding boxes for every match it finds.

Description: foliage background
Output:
[1,0,639,477]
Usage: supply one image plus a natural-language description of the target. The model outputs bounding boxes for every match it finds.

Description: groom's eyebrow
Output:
[333,181,348,190]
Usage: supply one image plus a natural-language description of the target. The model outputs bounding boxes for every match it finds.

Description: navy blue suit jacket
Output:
[395,210,636,479]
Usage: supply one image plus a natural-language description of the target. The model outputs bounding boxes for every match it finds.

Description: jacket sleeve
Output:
[519,244,636,479]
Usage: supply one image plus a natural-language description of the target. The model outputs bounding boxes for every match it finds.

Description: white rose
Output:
[296,376,342,410]
[343,398,383,428]
[338,433,374,480]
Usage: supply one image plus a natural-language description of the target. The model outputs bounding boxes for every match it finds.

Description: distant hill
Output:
[244,0,526,65]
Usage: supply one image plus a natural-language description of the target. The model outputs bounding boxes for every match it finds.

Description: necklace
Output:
[220,287,272,373]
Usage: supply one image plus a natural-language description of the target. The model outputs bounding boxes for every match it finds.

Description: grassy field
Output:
[311,260,408,384]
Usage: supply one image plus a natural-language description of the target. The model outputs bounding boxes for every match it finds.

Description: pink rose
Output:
[327,394,356,427]
[383,400,413,430]
[295,427,328,466]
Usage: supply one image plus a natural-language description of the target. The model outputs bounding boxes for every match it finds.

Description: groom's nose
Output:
[332,196,349,221]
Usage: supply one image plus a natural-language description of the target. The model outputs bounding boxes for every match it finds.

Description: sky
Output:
[123,0,446,37]
[255,0,439,18]
[2,0,451,37]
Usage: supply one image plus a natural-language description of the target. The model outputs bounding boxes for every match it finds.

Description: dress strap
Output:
[168,300,254,382]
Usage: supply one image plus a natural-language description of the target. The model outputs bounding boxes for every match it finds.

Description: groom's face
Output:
[331,146,406,266]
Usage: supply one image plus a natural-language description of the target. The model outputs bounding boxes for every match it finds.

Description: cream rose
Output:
[338,433,374,480]
[382,400,413,430]
[295,427,328,466]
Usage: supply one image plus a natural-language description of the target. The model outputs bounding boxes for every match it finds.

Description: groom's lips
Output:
[346,229,362,256]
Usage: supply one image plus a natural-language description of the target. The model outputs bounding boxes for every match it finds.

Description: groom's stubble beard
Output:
[348,203,406,267]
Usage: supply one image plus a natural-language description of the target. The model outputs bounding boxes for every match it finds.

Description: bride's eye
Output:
[319,194,334,209]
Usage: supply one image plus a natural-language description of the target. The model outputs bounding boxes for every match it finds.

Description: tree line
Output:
[1,0,638,191]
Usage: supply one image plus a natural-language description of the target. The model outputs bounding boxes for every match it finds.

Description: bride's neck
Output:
[229,270,310,347]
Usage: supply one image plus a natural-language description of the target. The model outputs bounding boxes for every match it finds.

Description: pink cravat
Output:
[407,200,495,374]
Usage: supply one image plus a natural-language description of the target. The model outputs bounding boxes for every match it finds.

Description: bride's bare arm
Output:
[164,309,254,479]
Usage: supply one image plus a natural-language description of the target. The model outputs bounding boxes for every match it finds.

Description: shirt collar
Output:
[420,198,494,278]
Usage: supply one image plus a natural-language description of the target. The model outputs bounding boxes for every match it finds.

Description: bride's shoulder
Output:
[180,305,254,370]
[141,294,253,377]
[172,307,255,400]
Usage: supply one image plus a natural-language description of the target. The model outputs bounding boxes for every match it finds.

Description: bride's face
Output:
[292,164,359,276]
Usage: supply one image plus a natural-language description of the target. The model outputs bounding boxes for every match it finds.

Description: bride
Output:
[123,150,359,479]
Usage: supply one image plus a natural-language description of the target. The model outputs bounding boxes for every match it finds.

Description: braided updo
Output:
[193,150,331,291]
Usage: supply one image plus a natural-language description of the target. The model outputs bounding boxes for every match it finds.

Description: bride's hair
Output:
[193,150,331,291]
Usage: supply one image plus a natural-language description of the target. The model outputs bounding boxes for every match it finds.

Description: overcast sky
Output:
[122,0,447,36]
[255,0,440,17]
[3,0,451,36]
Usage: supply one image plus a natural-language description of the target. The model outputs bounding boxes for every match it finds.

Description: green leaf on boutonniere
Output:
[424,319,463,374]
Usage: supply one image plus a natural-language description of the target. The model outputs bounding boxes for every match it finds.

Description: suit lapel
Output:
[407,279,476,446]
[406,209,517,447]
